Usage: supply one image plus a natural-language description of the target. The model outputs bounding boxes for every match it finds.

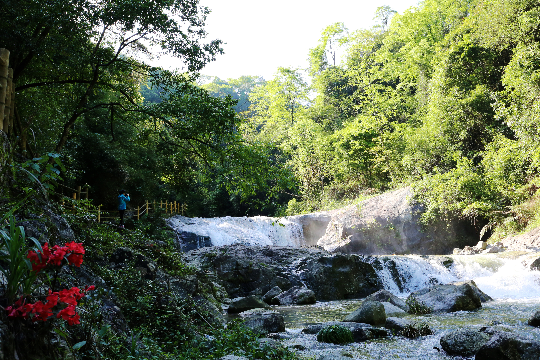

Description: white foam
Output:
[376,254,540,300]
[167,215,304,247]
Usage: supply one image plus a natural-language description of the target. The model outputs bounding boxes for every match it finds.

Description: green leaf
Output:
[72,341,86,351]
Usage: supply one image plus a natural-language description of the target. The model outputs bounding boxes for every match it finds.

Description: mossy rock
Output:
[317,324,354,345]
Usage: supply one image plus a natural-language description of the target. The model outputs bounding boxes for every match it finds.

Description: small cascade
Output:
[167,215,304,248]
[371,253,540,299]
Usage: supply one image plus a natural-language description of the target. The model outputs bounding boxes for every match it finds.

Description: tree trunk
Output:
[0,48,10,133]
[4,68,13,134]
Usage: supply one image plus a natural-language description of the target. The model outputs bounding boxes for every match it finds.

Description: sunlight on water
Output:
[167,215,304,247]
[373,253,540,300]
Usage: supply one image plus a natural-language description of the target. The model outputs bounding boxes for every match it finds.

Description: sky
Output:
[157,0,420,81]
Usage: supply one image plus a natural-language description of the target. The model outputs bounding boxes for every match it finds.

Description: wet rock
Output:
[273,286,316,305]
[240,309,285,335]
[456,280,492,303]
[302,321,370,334]
[385,317,411,334]
[343,300,386,326]
[303,321,388,342]
[440,328,490,357]
[177,231,212,252]
[365,289,408,311]
[183,245,382,301]
[476,331,540,360]
[227,295,269,313]
[297,253,383,300]
[409,281,482,313]
[352,326,389,341]
[530,257,540,271]
[528,310,540,327]
[263,286,282,305]
[382,302,407,317]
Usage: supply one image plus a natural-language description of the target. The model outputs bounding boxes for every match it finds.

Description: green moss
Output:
[317,325,354,345]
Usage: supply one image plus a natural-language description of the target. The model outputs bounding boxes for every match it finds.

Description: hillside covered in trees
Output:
[2,0,540,240]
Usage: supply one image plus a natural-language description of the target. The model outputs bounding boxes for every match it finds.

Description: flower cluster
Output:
[6,286,95,325]
[27,241,85,272]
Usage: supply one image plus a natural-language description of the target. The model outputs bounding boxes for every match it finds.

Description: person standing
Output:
[118,190,130,228]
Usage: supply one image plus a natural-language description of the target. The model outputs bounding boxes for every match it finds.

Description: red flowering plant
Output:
[1,216,95,326]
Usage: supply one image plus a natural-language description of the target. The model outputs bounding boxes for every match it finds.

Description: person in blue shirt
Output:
[118,190,130,228]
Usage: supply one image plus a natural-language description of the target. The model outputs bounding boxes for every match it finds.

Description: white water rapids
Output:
[374,254,540,300]
[167,215,305,247]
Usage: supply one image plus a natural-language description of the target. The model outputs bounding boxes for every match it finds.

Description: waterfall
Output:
[371,254,540,300]
[167,215,305,248]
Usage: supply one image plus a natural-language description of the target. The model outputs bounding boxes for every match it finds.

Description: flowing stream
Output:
[168,215,540,358]
[276,253,540,359]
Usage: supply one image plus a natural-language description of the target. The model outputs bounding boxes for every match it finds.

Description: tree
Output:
[0,0,222,155]
[200,75,266,114]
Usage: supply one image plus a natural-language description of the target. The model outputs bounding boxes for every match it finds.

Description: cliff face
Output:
[315,187,481,255]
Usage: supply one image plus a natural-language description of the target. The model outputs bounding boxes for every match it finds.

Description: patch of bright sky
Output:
[157,0,420,81]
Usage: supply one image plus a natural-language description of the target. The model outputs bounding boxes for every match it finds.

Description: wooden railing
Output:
[58,185,187,223]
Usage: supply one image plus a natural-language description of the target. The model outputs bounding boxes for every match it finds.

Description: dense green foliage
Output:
[238,0,540,236]
[2,0,540,235]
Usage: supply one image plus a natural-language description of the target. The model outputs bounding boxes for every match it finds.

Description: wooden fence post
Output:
[146,200,149,215]
[137,205,140,220]
[98,205,101,223]
[165,201,168,214]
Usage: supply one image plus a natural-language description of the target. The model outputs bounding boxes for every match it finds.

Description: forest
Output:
[2,0,540,240]
[2,0,540,359]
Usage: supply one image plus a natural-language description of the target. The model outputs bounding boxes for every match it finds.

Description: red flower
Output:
[58,288,79,306]
[65,242,85,267]
[31,301,53,321]
[56,305,80,325]
[27,243,51,272]
[49,245,67,266]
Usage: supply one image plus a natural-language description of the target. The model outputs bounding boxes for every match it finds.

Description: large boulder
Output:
[476,331,540,360]
[183,245,382,301]
[408,281,483,313]
[240,309,285,335]
[440,328,490,357]
[316,187,481,255]
[273,286,316,305]
[528,310,540,327]
[227,295,269,313]
[343,301,386,326]
[296,254,382,300]
[303,321,388,342]
[365,289,408,311]
[262,286,283,305]
[385,317,411,334]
